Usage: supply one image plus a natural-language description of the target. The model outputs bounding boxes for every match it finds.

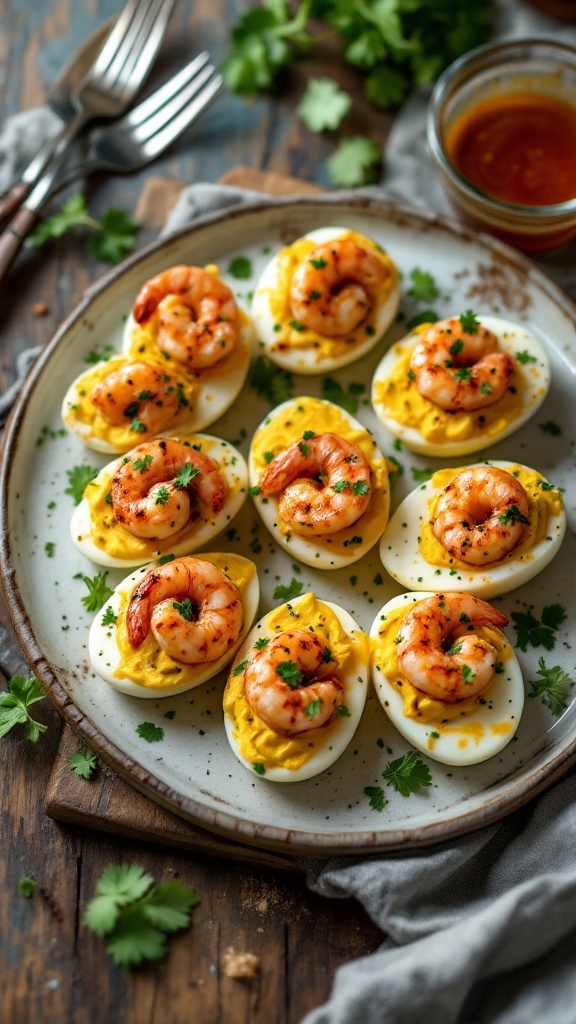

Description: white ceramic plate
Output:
[2,195,575,855]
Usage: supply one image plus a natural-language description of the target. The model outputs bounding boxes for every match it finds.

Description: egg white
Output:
[379,460,566,599]
[248,398,390,569]
[370,592,525,766]
[61,356,202,455]
[251,226,400,374]
[88,554,260,698]
[70,434,249,569]
[371,315,551,457]
[121,305,253,431]
[223,595,369,782]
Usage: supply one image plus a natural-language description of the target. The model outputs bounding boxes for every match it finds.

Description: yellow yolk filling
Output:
[113,553,255,691]
[63,355,195,450]
[81,433,243,561]
[267,230,398,360]
[251,396,389,554]
[372,340,529,444]
[372,603,513,726]
[420,464,564,569]
[223,593,369,772]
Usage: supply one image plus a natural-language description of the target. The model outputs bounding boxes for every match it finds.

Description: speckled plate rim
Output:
[2,191,576,857]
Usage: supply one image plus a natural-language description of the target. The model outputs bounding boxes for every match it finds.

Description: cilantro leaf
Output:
[90,208,140,264]
[175,464,201,489]
[136,722,164,743]
[321,377,365,415]
[75,571,114,613]
[407,268,439,303]
[69,748,99,780]
[65,464,100,505]
[297,77,351,131]
[382,751,432,797]
[250,355,294,406]
[459,310,480,334]
[273,578,303,601]
[326,136,382,187]
[528,658,572,716]
[84,864,154,937]
[0,675,46,742]
[510,605,565,652]
[276,660,303,688]
[221,1,312,95]
[364,785,388,812]
[28,193,96,247]
[410,467,434,483]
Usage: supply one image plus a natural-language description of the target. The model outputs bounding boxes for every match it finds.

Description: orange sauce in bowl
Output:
[446,93,576,206]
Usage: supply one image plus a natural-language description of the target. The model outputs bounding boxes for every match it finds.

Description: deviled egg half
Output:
[71,434,249,569]
[251,226,400,373]
[224,592,369,781]
[249,396,390,569]
[370,591,524,766]
[62,356,198,454]
[122,263,253,429]
[379,460,566,598]
[371,314,550,456]
[89,553,259,698]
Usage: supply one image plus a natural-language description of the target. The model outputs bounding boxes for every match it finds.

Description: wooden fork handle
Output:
[0,181,32,232]
[0,206,41,282]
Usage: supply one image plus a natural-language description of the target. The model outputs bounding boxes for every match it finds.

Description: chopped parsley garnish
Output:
[510,604,566,652]
[364,786,388,812]
[459,310,480,334]
[462,665,476,684]
[306,698,322,717]
[352,480,370,495]
[289,319,305,332]
[276,660,303,689]
[515,349,537,364]
[44,541,55,557]
[449,338,464,356]
[321,377,365,415]
[336,705,351,717]
[69,748,99,780]
[382,751,432,796]
[250,355,293,406]
[172,598,194,621]
[228,256,252,279]
[539,420,561,436]
[133,454,153,472]
[249,485,262,496]
[407,268,439,303]
[446,642,463,656]
[175,464,200,489]
[309,257,327,270]
[454,366,473,382]
[75,572,114,612]
[497,504,529,526]
[129,417,146,433]
[232,660,248,676]
[101,606,118,627]
[155,486,170,505]
[136,722,164,743]
[264,450,275,463]
[332,479,349,493]
[254,637,270,650]
[479,381,493,394]
[303,430,315,440]
[406,309,439,331]
[273,578,303,601]
[528,658,571,716]
[410,467,434,483]
[65,464,99,504]
[253,763,265,776]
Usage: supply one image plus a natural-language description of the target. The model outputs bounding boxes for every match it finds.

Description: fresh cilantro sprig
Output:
[273,578,303,602]
[84,864,199,967]
[220,0,313,95]
[510,604,566,652]
[321,377,365,415]
[28,194,140,264]
[528,659,572,716]
[75,572,115,613]
[0,675,46,742]
[69,748,99,780]
[297,77,352,132]
[65,464,100,505]
[383,751,432,797]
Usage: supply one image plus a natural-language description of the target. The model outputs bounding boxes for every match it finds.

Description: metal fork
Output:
[0,56,223,283]
[0,0,175,225]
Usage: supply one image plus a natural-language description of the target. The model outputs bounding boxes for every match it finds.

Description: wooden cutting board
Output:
[45,166,323,870]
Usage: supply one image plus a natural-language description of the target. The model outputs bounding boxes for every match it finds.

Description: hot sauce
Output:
[446,93,576,207]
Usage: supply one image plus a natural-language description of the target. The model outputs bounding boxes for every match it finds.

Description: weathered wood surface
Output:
[0,3,389,1021]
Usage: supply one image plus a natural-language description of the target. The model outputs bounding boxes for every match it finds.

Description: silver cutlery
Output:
[0,55,223,283]
[0,0,175,226]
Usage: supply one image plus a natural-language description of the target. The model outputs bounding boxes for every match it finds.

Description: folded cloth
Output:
[0,5,575,1021]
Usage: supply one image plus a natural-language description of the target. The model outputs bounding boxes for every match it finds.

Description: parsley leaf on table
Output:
[382,751,432,797]
[136,722,164,743]
[28,194,139,264]
[65,464,100,505]
[321,377,365,415]
[364,785,388,812]
[528,659,572,716]
[297,77,352,131]
[0,675,46,742]
[74,572,114,613]
[510,604,566,652]
[69,748,99,780]
[250,355,294,406]
[273,578,303,602]
[407,268,439,303]
[85,865,199,967]
[326,136,382,187]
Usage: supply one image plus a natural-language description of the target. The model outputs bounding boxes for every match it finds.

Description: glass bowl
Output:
[427,39,576,252]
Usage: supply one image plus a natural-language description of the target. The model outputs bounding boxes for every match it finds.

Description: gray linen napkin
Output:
[0,4,575,1021]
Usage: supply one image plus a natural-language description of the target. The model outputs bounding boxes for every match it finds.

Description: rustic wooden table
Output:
[0,2,393,1021]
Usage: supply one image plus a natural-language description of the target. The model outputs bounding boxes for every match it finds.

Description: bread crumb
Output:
[223,948,260,979]
[33,302,49,317]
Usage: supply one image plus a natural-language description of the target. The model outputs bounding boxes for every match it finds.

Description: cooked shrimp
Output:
[433,466,530,565]
[111,438,226,540]
[90,361,180,435]
[290,240,389,336]
[244,629,344,735]
[259,432,372,536]
[410,316,515,411]
[396,593,508,702]
[127,556,243,663]
[132,264,240,369]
